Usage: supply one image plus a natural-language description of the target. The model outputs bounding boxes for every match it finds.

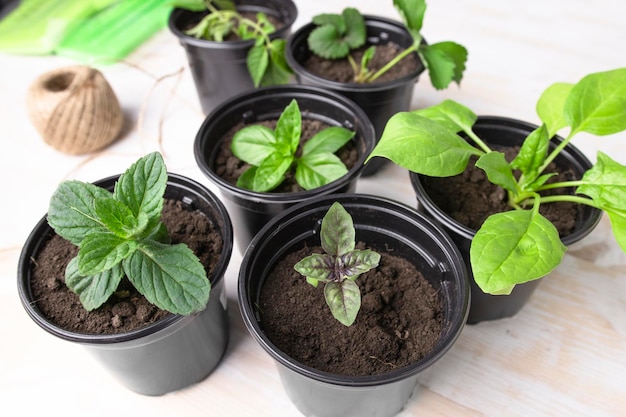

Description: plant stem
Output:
[465,129,493,154]
[365,35,423,83]
[531,195,599,208]
[536,180,584,192]
[537,130,575,174]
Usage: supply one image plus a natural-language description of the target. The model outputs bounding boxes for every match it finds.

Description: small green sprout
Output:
[307,0,467,88]
[294,202,380,326]
[231,99,355,192]
[47,152,210,315]
[174,0,292,87]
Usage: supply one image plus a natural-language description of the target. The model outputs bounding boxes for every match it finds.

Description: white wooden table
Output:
[1,1,625,415]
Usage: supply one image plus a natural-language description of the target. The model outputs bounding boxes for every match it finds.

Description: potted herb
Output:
[238,194,469,417]
[168,0,297,114]
[194,84,375,253]
[17,152,234,395]
[368,68,626,323]
[285,0,468,175]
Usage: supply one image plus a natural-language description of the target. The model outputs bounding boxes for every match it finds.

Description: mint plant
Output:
[231,98,355,192]
[47,152,210,315]
[368,68,626,295]
[174,0,291,87]
[307,0,467,88]
[294,202,380,326]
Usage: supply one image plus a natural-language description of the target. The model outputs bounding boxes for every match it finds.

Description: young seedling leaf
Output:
[578,151,626,210]
[369,112,482,176]
[308,25,351,59]
[296,153,348,190]
[605,209,626,253]
[94,197,146,239]
[78,233,137,276]
[565,68,626,136]
[536,82,573,137]
[470,208,566,294]
[65,258,124,311]
[393,0,426,35]
[237,153,293,192]
[231,125,280,166]
[259,39,292,86]
[420,43,458,90]
[476,152,518,193]
[511,124,550,182]
[425,41,468,85]
[48,181,113,245]
[321,202,356,256]
[340,250,381,280]
[275,99,302,153]
[302,126,354,156]
[247,44,269,87]
[324,280,361,326]
[294,253,335,282]
[341,7,366,49]
[412,99,477,133]
[308,8,366,59]
[124,241,210,315]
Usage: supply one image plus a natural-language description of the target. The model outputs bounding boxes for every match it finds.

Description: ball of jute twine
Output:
[26,65,123,155]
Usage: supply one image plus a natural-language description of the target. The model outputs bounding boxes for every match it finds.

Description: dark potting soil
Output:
[303,43,421,84]
[214,118,359,192]
[421,145,584,236]
[29,199,224,335]
[259,244,443,376]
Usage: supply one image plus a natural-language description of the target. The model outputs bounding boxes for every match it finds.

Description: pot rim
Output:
[193,84,376,204]
[16,172,233,345]
[286,15,425,93]
[410,115,603,245]
[168,0,298,49]
[238,193,469,387]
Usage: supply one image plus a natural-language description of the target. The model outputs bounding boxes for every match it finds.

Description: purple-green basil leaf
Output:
[320,201,355,256]
[294,253,335,282]
[324,280,361,326]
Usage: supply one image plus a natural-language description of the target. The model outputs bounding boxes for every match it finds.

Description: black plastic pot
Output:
[17,173,233,396]
[410,116,603,324]
[168,0,298,115]
[286,15,424,176]
[194,85,376,254]
[239,194,469,417]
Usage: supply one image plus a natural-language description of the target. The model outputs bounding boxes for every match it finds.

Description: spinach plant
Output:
[367,68,626,295]
[173,0,291,87]
[294,202,380,326]
[307,0,467,88]
[231,99,355,192]
[47,152,210,315]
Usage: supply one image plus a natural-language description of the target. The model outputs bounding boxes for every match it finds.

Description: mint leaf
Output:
[565,68,626,136]
[125,241,210,315]
[470,209,566,294]
[296,153,348,190]
[78,233,138,276]
[369,112,482,176]
[48,181,112,245]
[95,197,146,239]
[324,280,361,326]
[65,258,124,311]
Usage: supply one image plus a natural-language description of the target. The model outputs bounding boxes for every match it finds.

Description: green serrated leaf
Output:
[308,25,350,59]
[420,44,457,90]
[48,181,112,245]
[324,280,361,326]
[275,99,302,154]
[78,233,138,276]
[341,8,366,49]
[302,126,354,156]
[231,125,279,166]
[578,152,626,210]
[476,152,518,193]
[393,0,426,34]
[259,39,292,86]
[124,241,210,315]
[321,202,355,256]
[311,13,346,33]
[294,253,335,282]
[536,82,573,137]
[65,258,124,311]
[296,153,348,190]
[94,197,145,239]
[114,152,166,230]
[368,112,482,176]
[565,68,626,136]
[470,209,566,294]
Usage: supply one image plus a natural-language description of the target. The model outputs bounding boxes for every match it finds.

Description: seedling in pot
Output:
[231,98,355,192]
[307,0,467,88]
[368,68,626,295]
[47,152,210,315]
[173,0,292,87]
[294,202,380,326]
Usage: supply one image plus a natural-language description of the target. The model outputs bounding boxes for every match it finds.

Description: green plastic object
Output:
[0,0,173,63]
[0,0,118,55]
[57,0,173,64]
